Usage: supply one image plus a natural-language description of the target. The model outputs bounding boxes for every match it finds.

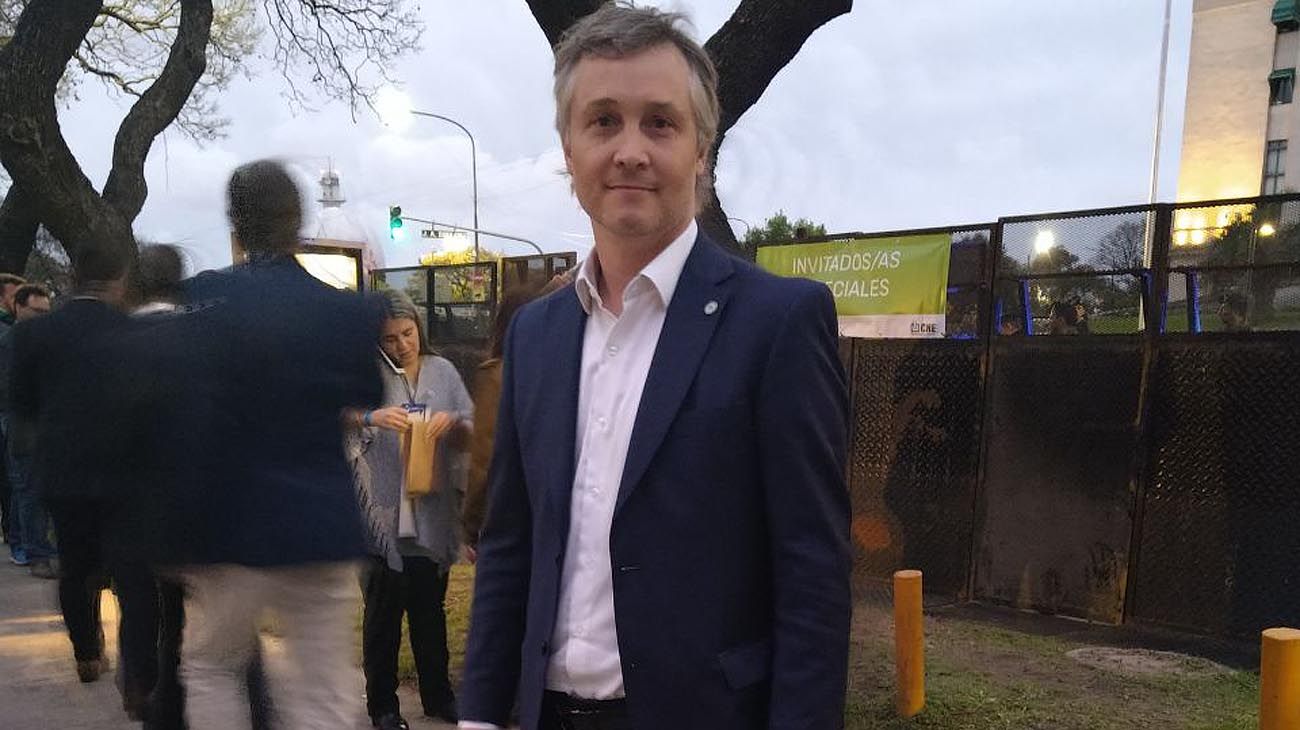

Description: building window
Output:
[1276,0,1300,31]
[1264,140,1288,194]
[1272,69,1296,104]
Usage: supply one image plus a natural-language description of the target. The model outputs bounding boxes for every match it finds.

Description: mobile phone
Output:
[378,347,404,376]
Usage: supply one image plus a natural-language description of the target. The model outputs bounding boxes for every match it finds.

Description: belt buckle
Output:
[557,709,597,730]
[558,703,601,730]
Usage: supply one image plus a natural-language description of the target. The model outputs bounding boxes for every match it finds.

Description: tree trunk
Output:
[103,0,212,221]
[524,0,606,48]
[0,184,40,274]
[0,0,130,268]
[525,0,853,255]
[0,0,214,277]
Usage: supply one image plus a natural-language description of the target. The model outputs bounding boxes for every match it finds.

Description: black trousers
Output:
[47,499,159,700]
[361,555,454,721]
[150,579,186,730]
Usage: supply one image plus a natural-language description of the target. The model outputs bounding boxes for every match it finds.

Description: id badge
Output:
[404,402,428,421]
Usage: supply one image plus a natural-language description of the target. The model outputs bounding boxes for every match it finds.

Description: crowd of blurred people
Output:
[0,159,553,730]
[6,5,858,730]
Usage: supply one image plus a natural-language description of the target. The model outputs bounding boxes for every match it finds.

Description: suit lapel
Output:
[615,236,735,516]
[541,287,587,537]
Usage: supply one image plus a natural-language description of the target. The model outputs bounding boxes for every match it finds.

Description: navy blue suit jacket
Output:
[461,235,852,729]
[131,257,383,566]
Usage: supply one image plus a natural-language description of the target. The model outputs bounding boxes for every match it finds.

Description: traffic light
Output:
[388,205,404,240]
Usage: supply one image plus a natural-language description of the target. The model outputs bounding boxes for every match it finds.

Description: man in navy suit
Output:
[459,4,851,730]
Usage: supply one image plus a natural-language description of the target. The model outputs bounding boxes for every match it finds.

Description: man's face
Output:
[15,295,49,322]
[563,44,706,244]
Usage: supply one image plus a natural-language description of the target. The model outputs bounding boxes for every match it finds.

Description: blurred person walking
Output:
[114,244,276,730]
[171,159,382,730]
[9,247,159,710]
[0,271,27,553]
[0,283,55,577]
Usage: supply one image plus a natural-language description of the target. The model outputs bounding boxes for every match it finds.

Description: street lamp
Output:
[727,217,752,236]
[1033,230,1056,257]
[377,88,481,262]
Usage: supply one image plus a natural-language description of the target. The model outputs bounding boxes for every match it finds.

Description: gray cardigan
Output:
[349,354,473,571]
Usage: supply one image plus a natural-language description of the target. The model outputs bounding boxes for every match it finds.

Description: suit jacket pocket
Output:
[717,637,773,690]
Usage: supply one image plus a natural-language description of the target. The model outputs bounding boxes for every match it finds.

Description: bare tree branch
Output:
[0,183,39,273]
[0,0,134,263]
[260,0,421,113]
[706,0,851,136]
[524,0,604,48]
[103,0,214,221]
[0,0,421,273]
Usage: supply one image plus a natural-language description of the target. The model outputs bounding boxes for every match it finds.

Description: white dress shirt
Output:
[458,221,697,730]
[548,220,696,699]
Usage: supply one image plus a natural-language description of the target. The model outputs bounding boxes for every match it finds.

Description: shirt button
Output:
[607,345,619,357]
[597,417,608,430]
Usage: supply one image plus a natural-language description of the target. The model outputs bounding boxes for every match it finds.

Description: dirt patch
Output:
[1066,646,1232,678]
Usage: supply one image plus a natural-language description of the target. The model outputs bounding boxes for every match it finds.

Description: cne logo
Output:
[910,322,937,334]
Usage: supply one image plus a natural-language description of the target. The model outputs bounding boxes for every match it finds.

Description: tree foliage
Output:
[742,210,827,248]
[0,0,423,277]
[1201,209,1300,317]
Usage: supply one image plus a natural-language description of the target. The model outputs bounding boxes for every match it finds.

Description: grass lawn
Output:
[843,608,1257,729]
[392,567,1259,729]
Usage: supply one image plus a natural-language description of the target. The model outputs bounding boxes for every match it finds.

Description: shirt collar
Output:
[574,220,698,315]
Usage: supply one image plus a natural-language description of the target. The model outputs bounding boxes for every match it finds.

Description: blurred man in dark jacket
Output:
[168,159,382,730]
[9,247,158,713]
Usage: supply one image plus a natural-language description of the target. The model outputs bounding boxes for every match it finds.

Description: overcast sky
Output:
[43,0,1194,273]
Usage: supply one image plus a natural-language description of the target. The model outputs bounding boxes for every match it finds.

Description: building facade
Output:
[1177,0,1300,203]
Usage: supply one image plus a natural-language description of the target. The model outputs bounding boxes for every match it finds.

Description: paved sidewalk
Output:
[0,560,456,729]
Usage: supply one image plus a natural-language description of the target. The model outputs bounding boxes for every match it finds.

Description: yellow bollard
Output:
[893,569,925,718]
[1261,627,1300,730]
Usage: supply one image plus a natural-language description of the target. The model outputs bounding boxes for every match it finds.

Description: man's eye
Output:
[592,114,617,128]
[650,117,675,129]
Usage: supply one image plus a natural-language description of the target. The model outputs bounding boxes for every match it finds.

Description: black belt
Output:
[541,691,630,730]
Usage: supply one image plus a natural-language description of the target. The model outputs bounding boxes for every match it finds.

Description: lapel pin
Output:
[704,300,719,315]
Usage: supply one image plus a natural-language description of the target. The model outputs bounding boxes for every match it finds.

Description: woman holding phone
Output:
[348,289,472,730]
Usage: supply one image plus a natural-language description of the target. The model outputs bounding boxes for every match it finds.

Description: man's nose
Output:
[612,129,650,170]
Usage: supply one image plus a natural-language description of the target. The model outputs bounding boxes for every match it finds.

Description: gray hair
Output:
[378,288,433,354]
[553,2,720,207]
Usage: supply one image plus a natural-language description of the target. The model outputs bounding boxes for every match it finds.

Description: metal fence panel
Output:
[974,338,1143,623]
[1131,335,1300,635]
[848,339,984,604]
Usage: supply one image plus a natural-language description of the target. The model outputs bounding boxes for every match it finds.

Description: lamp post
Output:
[376,89,481,262]
[727,217,752,236]
[411,111,479,263]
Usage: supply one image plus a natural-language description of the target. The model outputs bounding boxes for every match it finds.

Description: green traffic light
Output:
[388,205,403,240]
